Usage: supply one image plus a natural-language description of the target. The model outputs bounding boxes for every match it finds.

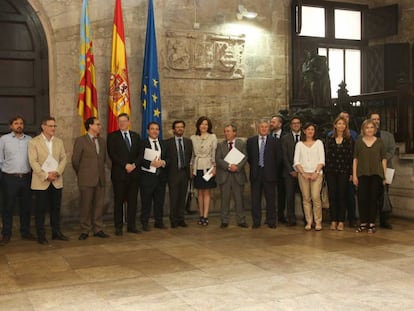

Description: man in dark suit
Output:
[247,120,283,228]
[216,124,248,228]
[164,120,192,228]
[281,117,303,226]
[107,113,141,236]
[139,122,168,231]
[270,114,288,224]
[72,117,109,240]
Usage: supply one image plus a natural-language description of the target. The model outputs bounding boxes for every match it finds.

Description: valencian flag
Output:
[141,0,162,138]
[108,0,131,133]
[77,0,98,134]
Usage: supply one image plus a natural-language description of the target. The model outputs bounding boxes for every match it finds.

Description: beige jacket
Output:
[28,134,67,190]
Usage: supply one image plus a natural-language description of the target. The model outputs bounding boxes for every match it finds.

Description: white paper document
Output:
[202,166,214,182]
[224,147,245,165]
[385,168,395,184]
[141,148,160,173]
[41,154,58,173]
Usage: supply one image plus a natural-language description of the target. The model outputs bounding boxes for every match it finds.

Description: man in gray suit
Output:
[369,112,396,229]
[72,117,109,240]
[215,124,248,228]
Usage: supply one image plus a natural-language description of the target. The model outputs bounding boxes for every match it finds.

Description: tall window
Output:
[293,1,366,103]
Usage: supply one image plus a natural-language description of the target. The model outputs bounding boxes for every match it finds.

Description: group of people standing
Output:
[0,110,395,245]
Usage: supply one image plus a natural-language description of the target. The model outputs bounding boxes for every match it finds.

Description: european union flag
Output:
[141,0,162,138]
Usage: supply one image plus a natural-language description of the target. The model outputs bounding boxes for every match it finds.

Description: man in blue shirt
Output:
[0,115,35,245]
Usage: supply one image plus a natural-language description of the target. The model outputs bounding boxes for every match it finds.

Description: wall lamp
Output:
[236,5,258,20]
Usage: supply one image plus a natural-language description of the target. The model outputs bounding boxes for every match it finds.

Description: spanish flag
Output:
[77,0,98,134]
[108,0,131,133]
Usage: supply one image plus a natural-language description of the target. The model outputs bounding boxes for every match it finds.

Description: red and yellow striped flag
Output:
[108,0,131,133]
[77,0,98,134]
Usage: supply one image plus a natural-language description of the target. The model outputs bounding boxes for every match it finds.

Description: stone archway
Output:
[0,0,49,136]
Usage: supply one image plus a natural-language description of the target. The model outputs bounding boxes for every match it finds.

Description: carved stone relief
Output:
[164,31,245,80]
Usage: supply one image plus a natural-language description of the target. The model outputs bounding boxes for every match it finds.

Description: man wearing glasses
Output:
[28,117,68,244]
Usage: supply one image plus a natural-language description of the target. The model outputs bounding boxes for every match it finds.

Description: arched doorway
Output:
[0,0,49,135]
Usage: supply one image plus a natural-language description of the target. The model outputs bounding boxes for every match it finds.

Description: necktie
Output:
[153,140,159,151]
[228,141,233,151]
[259,137,265,167]
[92,137,99,154]
[178,138,185,169]
[124,132,131,151]
[295,134,300,143]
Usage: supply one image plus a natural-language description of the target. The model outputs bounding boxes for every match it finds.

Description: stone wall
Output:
[27,0,291,220]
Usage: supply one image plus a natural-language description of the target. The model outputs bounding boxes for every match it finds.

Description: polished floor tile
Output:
[1,216,414,310]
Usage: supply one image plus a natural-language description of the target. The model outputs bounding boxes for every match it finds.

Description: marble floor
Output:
[1,215,414,311]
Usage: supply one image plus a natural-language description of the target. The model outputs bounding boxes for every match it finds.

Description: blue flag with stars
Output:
[141,0,162,138]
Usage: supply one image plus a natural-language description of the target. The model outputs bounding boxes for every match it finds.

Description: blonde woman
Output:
[294,123,325,231]
[353,119,387,234]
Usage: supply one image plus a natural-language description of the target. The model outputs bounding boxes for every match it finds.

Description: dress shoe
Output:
[37,237,48,245]
[52,232,69,241]
[238,223,249,228]
[78,233,88,240]
[178,222,188,228]
[0,235,11,245]
[268,224,277,229]
[154,223,167,229]
[21,233,37,241]
[380,223,393,229]
[315,223,323,231]
[252,224,261,229]
[93,231,110,238]
[115,229,123,236]
[127,228,141,234]
[142,224,150,232]
[220,223,228,229]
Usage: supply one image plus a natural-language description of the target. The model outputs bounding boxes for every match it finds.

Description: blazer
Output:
[281,132,298,176]
[246,135,282,183]
[164,136,193,181]
[28,134,67,190]
[215,138,247,185]
[107,130,141,181]
[138,138,168,181]
[72,134,106,187]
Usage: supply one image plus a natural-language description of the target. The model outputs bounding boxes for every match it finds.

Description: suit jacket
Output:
[246,135,282,183]
[28,134,67,190]
[107,130,141,181]
[138,138,168,182]
[215,138,247,185]
[379,130,396,168]
[164,136,192,181]
[281,132,298,176]
[72,134,106,187]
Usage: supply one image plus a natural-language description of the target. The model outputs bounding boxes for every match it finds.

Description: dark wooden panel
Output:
[0,59,34,87]
[0,96,35,124]
[364,4,398,40]
[384,43,410,90]
[0,22,33,51]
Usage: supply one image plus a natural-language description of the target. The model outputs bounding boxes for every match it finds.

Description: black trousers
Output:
[1,173,32,237]
[168,169,189,225]
[250,168,276,226]
[284,173,301,223]
[140,172,166,226]
[326,173,348,222]
[276,176,286,220]
[357,175,382,224]
[112,176,139,230]
[34,184,62,238]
